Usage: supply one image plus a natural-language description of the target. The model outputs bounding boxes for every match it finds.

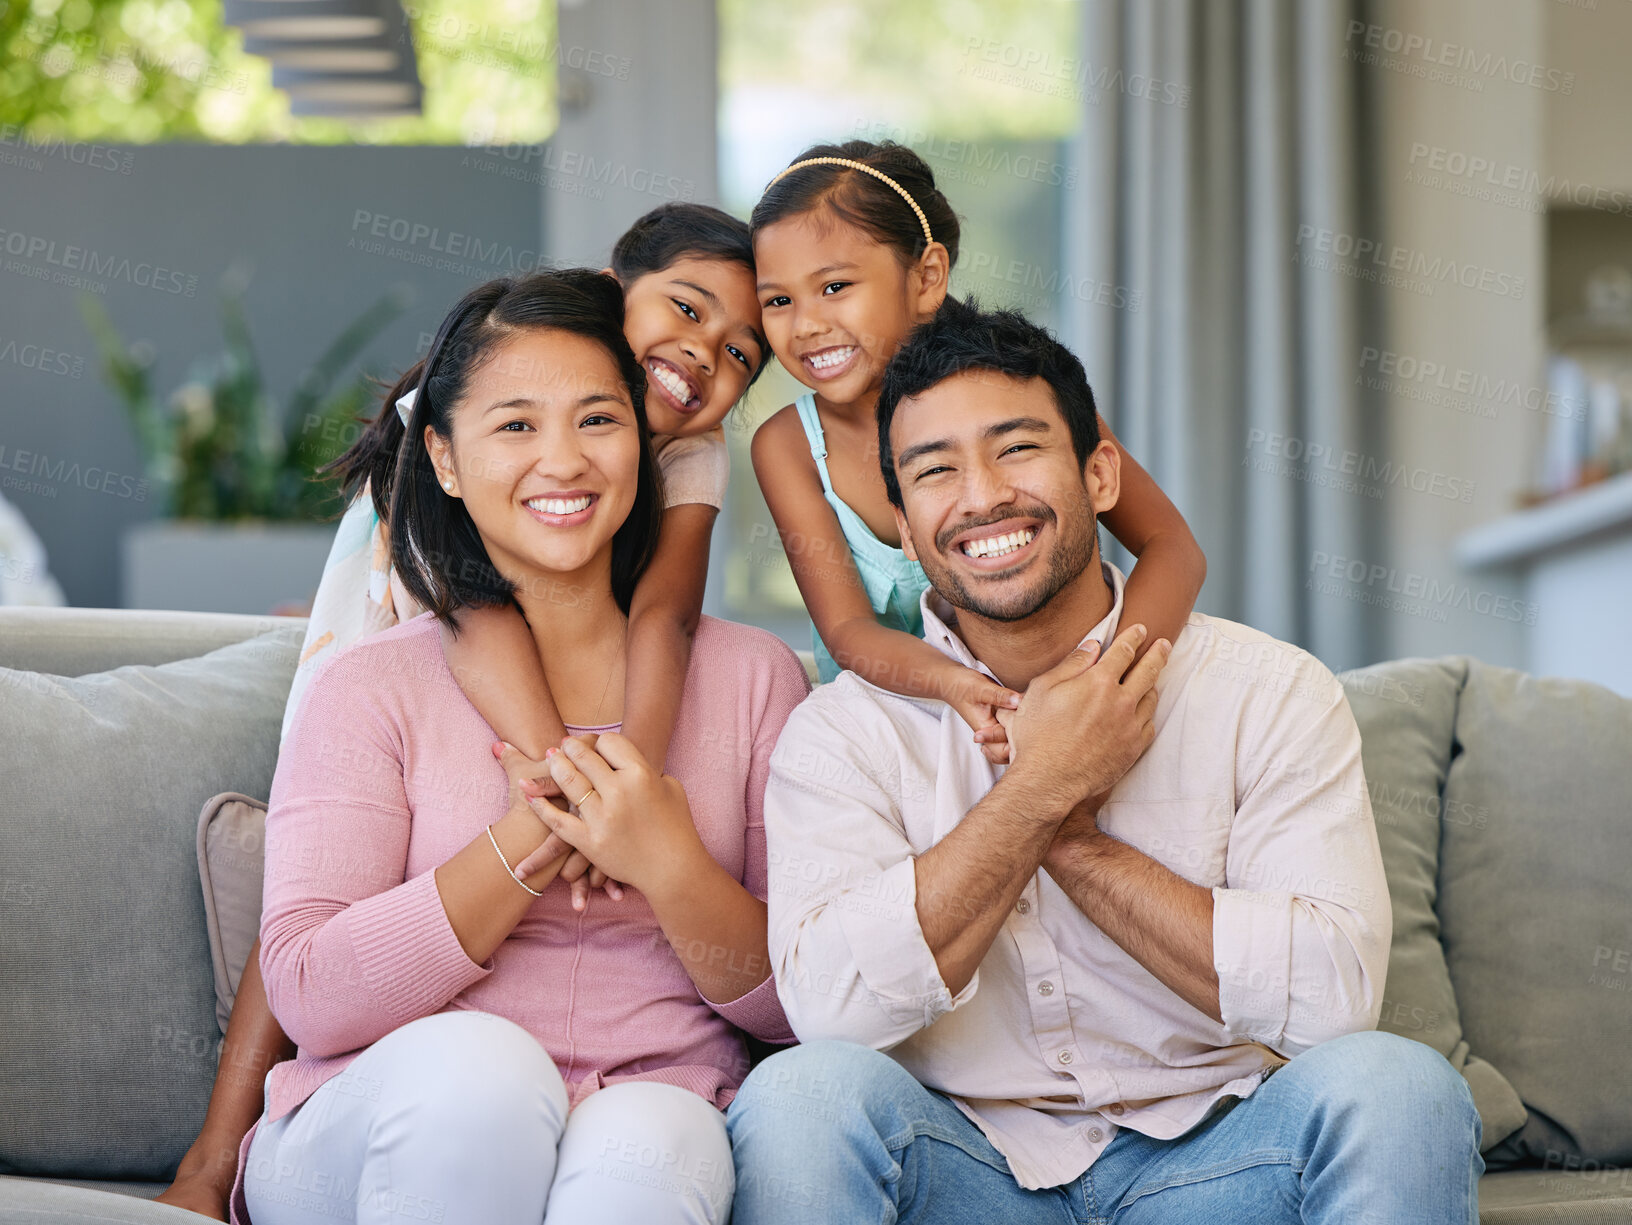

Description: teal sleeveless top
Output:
[793,394,930,682]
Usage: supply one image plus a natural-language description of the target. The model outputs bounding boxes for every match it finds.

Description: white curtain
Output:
[1064,0,1385,670]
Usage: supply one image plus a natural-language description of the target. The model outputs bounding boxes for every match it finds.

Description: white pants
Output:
[242,1011,734,1225]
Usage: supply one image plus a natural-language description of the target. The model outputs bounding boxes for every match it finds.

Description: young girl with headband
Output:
[748,140,1206,755]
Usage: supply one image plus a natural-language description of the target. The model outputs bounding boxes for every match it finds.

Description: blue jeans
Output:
[726,1032,1483,1224]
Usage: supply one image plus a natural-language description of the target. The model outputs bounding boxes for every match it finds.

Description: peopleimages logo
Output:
[0,445,149,501]
[1407,143,1632,213]
[1343,21,1576,94]
[1358,347,1585,420]
[399,1,632,80]
[347,209,553,278]
[1244,429,1476,503]
[0,227,197,296]
[848,120,1079,188]
[0,337,84,378]
[1307,551,1538,626]
[961,37,1192,107]
[1295,225,1525,300]
[460,145,696,202]
[0,125,134,174]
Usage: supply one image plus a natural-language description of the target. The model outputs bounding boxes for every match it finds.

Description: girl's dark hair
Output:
[749,140,961,269]
[611,201,754,283]
[323,268,662,623]
[609,201,772,388]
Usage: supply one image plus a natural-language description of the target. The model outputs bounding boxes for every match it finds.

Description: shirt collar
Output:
[919,561,1128,684]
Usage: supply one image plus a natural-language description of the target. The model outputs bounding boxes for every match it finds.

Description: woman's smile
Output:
[522,490,600,527]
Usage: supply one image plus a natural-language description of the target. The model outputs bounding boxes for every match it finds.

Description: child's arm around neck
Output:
[752,404,1018,751]
[1094,413,1207,658]
[438,495,716,778]
[619,500,716,773]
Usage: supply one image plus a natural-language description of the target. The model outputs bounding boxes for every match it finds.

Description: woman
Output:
[229,269,809,1224]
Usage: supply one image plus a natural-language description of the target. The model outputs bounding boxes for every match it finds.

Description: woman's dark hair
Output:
[877,296,1100,508]
[324,269,663,623]
[750,140,961,269]
[610,201,772,388]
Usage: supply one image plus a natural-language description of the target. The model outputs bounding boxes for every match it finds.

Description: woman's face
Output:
[426,328,641,595]
[619,256,765,439]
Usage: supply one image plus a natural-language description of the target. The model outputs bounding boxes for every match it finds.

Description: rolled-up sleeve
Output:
[764,699,974,1050]
[1214,664,1391,1057]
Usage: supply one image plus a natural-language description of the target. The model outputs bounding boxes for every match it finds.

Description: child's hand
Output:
[494,741,626,907]
[493,738,564,801]
[974,720,1012,766]
[946,667,1021,766]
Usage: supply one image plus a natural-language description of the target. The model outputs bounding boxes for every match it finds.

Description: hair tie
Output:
[395,386,418,426]
[767,157,934,250]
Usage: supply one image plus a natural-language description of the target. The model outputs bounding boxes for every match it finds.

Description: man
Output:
[728,298,1482,1224]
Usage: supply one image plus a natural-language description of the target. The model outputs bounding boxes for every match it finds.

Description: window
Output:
[713,0,1081,644]
[2,0,554,144]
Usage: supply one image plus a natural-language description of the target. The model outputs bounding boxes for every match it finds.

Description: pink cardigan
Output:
[229,612,810,1224]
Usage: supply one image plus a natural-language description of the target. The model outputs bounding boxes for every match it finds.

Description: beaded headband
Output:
[767,157,935,250]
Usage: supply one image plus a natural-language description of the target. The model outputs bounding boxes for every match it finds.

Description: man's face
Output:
[889,369,1119,622]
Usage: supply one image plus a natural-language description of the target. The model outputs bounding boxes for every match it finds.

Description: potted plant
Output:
[82,268,407,615]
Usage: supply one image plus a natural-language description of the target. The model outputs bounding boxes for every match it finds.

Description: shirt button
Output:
[1057,1049,1073,1065]
[1088,1127,1104,1143]
[1109,1103,1124,1116]
[1037,981,1055,996]
[1016,898,1031,914]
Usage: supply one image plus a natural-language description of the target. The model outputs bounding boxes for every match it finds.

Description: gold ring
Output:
[574,788,596,808]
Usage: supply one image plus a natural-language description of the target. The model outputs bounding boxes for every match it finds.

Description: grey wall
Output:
[0,144,545,608]
[1370,0,1541,670]
[546,0,719,266]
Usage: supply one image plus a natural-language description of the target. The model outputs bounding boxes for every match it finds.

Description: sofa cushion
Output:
[197,793,269,1035]
[1441,662,1632,1169]
[1477,1168,1632,1224]
[0,625,301,1181]
[0,1176,193,1223]
[1338,657,1527,1153]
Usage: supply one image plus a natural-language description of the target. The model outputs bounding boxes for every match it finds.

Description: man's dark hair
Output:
[876,296,1101,507]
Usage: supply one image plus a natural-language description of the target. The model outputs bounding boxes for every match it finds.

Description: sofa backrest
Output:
[0,614,304,1181]
[0,607,306,678]
[1340,655,1632,1171]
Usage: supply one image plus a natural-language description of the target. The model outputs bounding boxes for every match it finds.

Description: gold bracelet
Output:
[486,823,545,897]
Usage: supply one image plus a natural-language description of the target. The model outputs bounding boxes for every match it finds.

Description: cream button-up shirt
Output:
[763,562,1390,1190]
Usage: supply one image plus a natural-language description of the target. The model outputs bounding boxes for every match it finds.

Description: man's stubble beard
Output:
[918,485,1099,624]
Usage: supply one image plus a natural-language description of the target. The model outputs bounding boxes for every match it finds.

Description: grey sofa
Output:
[1,607,1630,1224]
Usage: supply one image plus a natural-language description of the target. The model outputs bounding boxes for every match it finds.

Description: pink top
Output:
[229,611,809,1224]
